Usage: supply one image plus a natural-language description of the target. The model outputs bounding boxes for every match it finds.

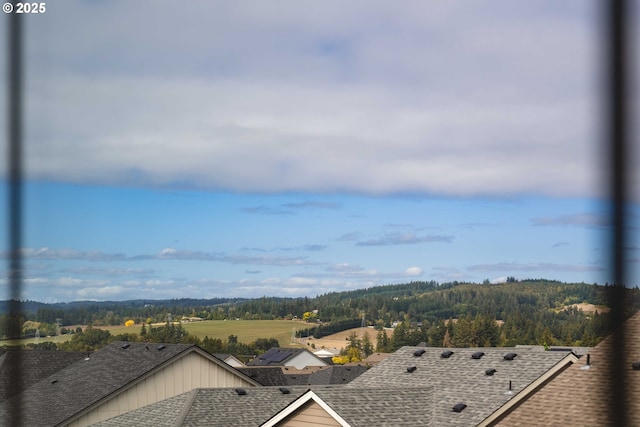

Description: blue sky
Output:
[0,1,638,302]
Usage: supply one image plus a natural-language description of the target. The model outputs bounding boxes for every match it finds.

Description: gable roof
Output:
[263,387,435,427]
[0,341,259,427]
[349,346,577,426]
[93,386,436,427]
[495,312,640,426]
[0,350,86,401]
[247,347,325,367]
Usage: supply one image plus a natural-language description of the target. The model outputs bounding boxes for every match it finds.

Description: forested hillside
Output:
[1,279,638,351]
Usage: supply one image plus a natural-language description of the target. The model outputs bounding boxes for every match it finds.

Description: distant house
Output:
[0,342,260,427]
[238,365,368,386]
[247,347,329,369]
[213,353,244,368]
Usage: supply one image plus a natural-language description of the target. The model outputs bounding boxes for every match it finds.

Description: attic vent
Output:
[235,388,247,395]
[441,350,454,359]
[485,368,497,376]
[452,403,467,413]
[279,387,291,394]
[632,362,640,371]
[471,351,485,360]
[157,345,166,351]
[51,379,58,385]
[121,343,131,349]
[503,352,517,361]
[413,349,426,357]
[407,366,417,373]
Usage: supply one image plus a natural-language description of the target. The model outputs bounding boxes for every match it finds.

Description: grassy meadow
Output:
[98,319,303,347]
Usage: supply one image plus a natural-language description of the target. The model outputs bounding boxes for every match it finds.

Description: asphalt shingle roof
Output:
[496,312,640,426]
[0,350,86,401]
[0,342,203,426]
[238,365,368,386]
[348,346,576,426]
[94,386,436,427]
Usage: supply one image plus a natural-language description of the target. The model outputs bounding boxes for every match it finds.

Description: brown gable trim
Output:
[479,352,579,427]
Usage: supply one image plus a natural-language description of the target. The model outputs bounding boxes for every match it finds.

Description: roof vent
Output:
[503,352,517,361]
[485,368,497,376]
[279,387,291,394]
[471,351,485,360]
[632,362,640,371]
[235,388,247,395]
[51,379,58,385]
[580,354,592,370]
[452,403,467,413]
[157,345,166,351]
[413,349,426,357]
[504,380,514,396]
[121,343,131,349]
[407,366,417,373]
[441,350,454,359]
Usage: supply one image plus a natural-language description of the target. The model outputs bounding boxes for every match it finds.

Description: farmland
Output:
[99,319,303,347]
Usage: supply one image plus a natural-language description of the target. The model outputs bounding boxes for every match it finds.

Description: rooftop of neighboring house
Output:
[495,312,640,426]
[349,346,578,426]
[239,364,369,386]
[0,342,258,427]
[0,350,86,401]
[91,386,437,427]
[247,347,327,368]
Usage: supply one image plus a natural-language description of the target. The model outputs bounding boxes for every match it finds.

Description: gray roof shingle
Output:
[94,386,436,427]
[0,350,86,401]
[0,342,250,427]
[348,346,576,426]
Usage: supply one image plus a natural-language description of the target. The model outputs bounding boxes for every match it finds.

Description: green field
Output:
[1,320,309,348]
[102,320,303,347]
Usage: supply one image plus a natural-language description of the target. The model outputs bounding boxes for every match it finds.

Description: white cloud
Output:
[404,267,423,277]
[5,0,609,198]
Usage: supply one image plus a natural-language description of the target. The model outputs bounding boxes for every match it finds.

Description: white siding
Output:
[287,353,328,369]
[66,352,254,427]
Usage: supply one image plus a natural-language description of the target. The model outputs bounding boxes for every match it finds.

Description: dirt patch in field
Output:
[296,327,385,353]
[565,303,609,314]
